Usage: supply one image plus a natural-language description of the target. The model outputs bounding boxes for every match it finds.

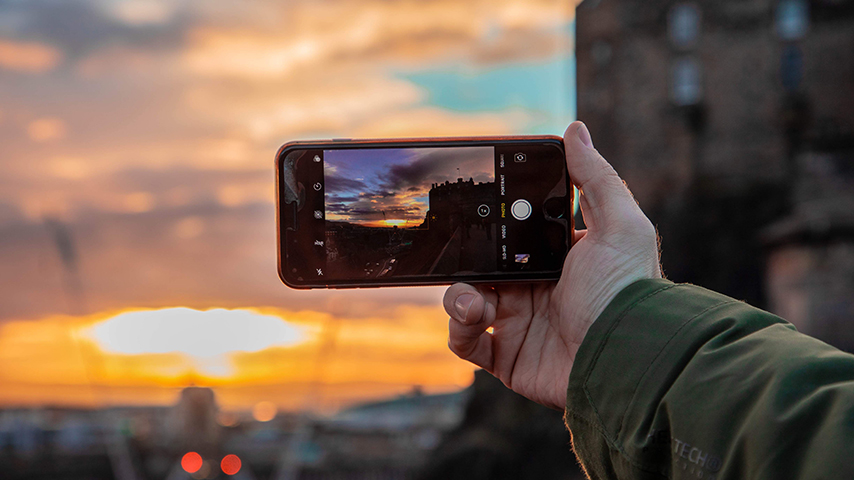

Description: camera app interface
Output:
[298,144,567,282]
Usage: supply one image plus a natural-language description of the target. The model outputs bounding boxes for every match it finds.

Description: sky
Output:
[324,146,494,226]
[0,0,576,412]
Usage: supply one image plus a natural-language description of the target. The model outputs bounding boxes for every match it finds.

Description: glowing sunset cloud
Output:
[0,38,61,73]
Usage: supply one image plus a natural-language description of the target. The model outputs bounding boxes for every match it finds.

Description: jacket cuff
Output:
[564,279,743,475]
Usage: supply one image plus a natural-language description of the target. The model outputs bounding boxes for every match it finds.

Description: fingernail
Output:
[454,294,476,323]
[577,122,593,149]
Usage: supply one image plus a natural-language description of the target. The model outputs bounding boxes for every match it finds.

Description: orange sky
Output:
[0,304,475,412]
[0,0,576,411]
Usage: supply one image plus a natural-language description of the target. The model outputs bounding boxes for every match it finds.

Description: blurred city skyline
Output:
[0,0,578,411]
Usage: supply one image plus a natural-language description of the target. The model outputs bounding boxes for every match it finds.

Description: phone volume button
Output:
[332,138,352,142]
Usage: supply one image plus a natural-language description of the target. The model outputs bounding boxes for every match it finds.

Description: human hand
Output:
[444,121,661,410]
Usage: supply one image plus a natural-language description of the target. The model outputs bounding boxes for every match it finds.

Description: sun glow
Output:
[359,219,419,228]
[86,308,307,358]
[0,304,476,409]
[382,219,409,227]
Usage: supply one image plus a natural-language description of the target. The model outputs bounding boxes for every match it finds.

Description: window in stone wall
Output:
[668,3,701,50]
[670,57,703,106]
[777,0,810,40]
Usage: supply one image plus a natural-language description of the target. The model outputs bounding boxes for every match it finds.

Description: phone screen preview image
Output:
[281,141,570,287]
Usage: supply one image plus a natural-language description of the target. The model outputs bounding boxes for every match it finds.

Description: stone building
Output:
[167,386,221,455]
[426,178,496,234]
[576,0,854,348]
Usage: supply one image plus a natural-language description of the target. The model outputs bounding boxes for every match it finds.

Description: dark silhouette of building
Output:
[419,370,585,480]
[576,0,854,349]
[426,177,496,234]
[425,178,498,274]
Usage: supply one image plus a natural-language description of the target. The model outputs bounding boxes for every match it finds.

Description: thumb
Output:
[564,121,646,233]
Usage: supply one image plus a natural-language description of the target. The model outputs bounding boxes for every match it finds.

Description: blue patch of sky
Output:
[398,24,576,135]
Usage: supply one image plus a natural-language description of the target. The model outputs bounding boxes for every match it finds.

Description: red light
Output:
[221,454,242,475]
[181,452,203,474]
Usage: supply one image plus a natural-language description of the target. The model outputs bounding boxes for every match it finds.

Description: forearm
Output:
[565,279,854,480]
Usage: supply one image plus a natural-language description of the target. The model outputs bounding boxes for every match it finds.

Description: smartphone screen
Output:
[277,138,571,288]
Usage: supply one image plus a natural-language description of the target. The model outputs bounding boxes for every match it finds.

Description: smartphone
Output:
[276,136,573,289]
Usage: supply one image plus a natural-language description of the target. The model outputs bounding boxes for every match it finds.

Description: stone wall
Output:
[576,0,854,348]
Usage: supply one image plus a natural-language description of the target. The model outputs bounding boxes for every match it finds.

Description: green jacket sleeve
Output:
[565,279,854,480]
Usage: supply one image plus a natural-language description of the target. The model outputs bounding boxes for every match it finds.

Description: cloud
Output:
[325,175,369,194]
[108,0,177,26]
[74,45,165,79]
[181,0,573,81]
[0,201,23,225]
[181,70,428,141]
[0,162,274,224]
[381,146,495,193]
[359,192,396,199]
[0,38,61,73]
[4,0,189,59]
[27,117,67,142]
[337,204,423,221]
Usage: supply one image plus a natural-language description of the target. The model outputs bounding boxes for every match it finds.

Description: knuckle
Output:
[448,338,471,359]
[447,337,461,356]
